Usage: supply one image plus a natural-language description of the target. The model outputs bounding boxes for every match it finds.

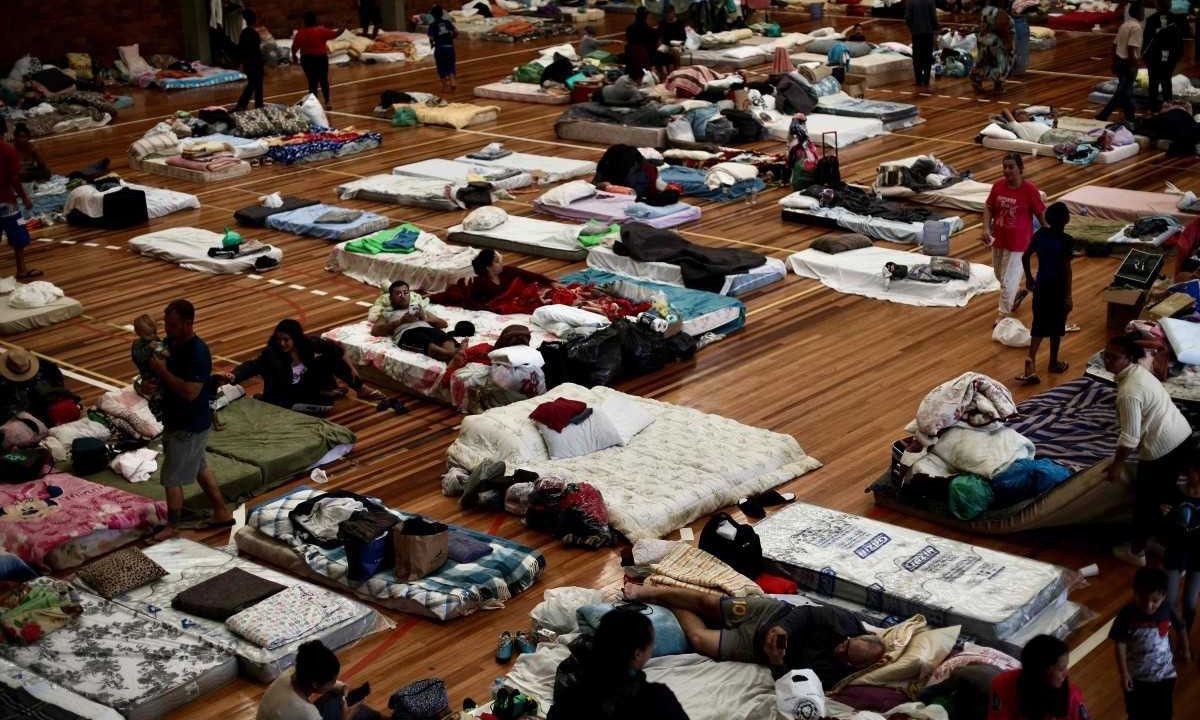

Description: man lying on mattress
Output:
[626,581,885,687]
[371,280,466,362]
[988,108,1131,152]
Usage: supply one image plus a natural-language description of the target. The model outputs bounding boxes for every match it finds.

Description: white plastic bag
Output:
[992,317,1031,348]
[297,92,329,129]
[685,27,702,51]
[260,192,283,208]
[666,116,695,143]
[775,669,826,720]
[531,586,605,634]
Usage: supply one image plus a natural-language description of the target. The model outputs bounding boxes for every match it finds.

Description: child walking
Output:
[1163,457,1200,632]
[1109,567,1191,720]
[1018,201,1073,385]
[428,5,458,93]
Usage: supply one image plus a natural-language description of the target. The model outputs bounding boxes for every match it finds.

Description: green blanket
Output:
[344,225,422,255]
[88,451,262,516]
[206,398,357,484]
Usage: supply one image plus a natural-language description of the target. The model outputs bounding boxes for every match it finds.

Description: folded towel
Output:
[447,531,493,563]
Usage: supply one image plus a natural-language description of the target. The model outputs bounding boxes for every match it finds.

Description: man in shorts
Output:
[0,118,37,280]
[625,581,885,687]
[146,299,233,537]
[370,280,462,361]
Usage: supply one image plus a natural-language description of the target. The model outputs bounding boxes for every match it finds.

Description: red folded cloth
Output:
[755,572,797,595]
[529,397,587,432]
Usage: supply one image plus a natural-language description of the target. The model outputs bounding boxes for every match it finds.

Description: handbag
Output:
[339,509,400,582]
[392,517,449,581]
[0,446,50,483]
[388,678,450,720]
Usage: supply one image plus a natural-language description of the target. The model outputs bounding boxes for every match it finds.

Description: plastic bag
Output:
[992,317,1031,348]
[684,27,702,52]
[666,116,695,143]
[776,669,826,720]
[530,586,605,634]
[296,92,329,129]
[259,192,283,208]
[221,226,243,248]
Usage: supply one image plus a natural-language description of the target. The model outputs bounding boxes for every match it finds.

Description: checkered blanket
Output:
[248,488,545,621]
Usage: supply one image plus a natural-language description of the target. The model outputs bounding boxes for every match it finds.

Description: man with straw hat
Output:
[0,346,64,423]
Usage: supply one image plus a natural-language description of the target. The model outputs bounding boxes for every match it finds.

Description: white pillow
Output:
[296,93,329,129]
[463,206,508,232]
[117,44,153,76]
[600,395,655,445]
[1161,318,1200,365]
[531,304,609,330]
[722,45,766,60]
[980,123,1018,141]
[539,180,596,208]
[537,407,624,459]
[778,192,819,210]
[666,116,695,143]
[489,345,545,368]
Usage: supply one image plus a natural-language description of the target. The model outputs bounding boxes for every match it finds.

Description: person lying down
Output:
[989,108,1130,151]
[370,280,471,361]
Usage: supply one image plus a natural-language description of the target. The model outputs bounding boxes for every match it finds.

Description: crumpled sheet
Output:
[905,372,1016,447]
[97,387,162,440]
[109,448,158,484]
[9,281,65,309]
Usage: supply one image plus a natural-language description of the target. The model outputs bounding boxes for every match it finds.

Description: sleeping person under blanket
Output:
[371,280,463,361]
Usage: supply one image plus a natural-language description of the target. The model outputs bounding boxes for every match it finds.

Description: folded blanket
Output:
[172,567,287,621]
[645,543,762,597]
[225,585,358,650]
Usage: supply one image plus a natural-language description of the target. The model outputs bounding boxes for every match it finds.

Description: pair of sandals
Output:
[737,489,796,520]
[1017,360,1069,386]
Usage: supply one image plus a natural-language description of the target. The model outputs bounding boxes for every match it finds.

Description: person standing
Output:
[358,0,384,39]
[427,5,458,93]
[1144,1,1184,113]
[146,299,233,537]
[235,9,265,111]
[1162,457,1200,631]
[1110,567,1191,720]
[292,12,338,110]
[983,153,1046,320]
[1102,332,1197,566]
[0,119,35,280]
[1098,2,1145,122]
[970,0,1014,93]
[624,7,658,81]
[1018,202,1073,385]
[905,0,938,87]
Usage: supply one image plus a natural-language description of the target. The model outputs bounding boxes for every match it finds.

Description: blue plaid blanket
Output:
[248,488,545,621]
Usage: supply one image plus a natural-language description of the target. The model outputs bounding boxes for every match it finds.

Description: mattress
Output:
[448,215,587,261]
[1105,222,1182,247]
[755,501,1077,642]
[682,47,769,69]
[157,68,245,90]
[1061,185,1198,223]
[182,133,270,159]
[0,473,163,570]
[816,93,919,129]
[238,488,546,621]
[761,110,886,146]
[129,227,283,274]
[453,151,597,185]
[392,158,533,191]
[586,246,787,298]
[336,175,464,211]
[131,154,253,183]
[474,81,571,104]
[876,178,994,212]
[204,398,356,484]
[791,51,911,85]
[788,247,999,307]
[447,384,822,540]
[411,102,500,129]
[64,182,200,220]
[322,305,552,412]
[559,268,746,336]
[90,538,384,683]
[326,230,476,292]
[234,196,319,226]
[0,656,123,720]
[89,448,264,516]
[535,193,702,229]
[265,203,391,241]
[0,294,82,334]
[780,200,965,244]
[980,135,1141,164]
[557,118,668,149]
[42,528,146,571]
[0,589,237,720]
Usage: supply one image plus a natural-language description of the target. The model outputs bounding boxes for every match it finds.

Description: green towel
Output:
[345,225,423,255]
[578,223,618,247]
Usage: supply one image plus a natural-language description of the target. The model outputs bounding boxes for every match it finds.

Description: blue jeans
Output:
[1011,16,1030,75]
[1166,569,1200,630]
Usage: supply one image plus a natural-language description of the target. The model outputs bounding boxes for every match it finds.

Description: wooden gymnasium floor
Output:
[9,11,1200,719]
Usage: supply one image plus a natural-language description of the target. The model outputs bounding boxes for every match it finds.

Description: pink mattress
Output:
[534,193,702,229]
[1060,185,1197,223]
[0,473,166,569]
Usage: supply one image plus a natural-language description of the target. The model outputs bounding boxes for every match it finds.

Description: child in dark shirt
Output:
[1109,567,1191,720]
[1162,457,1200,631]
[1019,201,1073,384]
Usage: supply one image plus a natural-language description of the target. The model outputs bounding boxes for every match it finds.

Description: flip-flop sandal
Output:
[738,496,766,520]
[1065,324,1081,333]
[17,269,43,280]
[1049,362,1070,374]
[753,489,796,507]
[1016,373,1041,386]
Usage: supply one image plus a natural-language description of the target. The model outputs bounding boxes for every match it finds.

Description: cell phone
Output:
[345,683,370,706]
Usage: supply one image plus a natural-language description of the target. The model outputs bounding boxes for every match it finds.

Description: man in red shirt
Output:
[291,12,339,109]
[983,153,1045,319]
[0,119,36,280]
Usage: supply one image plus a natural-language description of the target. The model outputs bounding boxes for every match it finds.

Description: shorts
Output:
[399,326,450,353]
[0,213,30,250]
[161,429,209,488]
[717,596,786,663]
[434,46,456,78]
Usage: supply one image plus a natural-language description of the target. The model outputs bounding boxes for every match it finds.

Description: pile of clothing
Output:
[264,129,383,165]
[0,578,81,646]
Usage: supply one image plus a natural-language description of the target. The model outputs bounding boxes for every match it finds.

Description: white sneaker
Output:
[1113,544,1147,567]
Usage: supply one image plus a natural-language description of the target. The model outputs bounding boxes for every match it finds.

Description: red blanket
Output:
[1047,10,1120,31]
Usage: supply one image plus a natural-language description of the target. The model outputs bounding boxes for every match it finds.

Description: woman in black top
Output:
[657,7,686,75]
[226,319,382,413]
[547,607,689,720]
[235,9,264,111]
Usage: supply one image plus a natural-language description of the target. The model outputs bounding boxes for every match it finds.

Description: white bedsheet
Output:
[0,656,122,720]
[454,151,598,184]
[181,133,269,159]
[129,227,282,274]
[788,247,999,307]
[760,110,885,146]
[64,182,199,220]
[448,215,583,255]
[980,135,1141,164]
[326,232,476,292]
[447,384,821,540]
[876,179,994,212]
[392,158,533,191]
[781,198,965,244]
[587,246,787,297]
[337,174,462,210]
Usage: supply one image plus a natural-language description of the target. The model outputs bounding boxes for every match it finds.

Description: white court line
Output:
[1069,618,1114,668]
[105,245,121,250]
[334,295,351,302]
[60,367,122,392]
[288,284,307,291]
[355,301,372,308]
[311,289,328,297]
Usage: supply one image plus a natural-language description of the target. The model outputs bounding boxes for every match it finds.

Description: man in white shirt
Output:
[1097,2,1145,122]
[1103,333,1197,566]
[370,280,460,361]
[258,641,377,720]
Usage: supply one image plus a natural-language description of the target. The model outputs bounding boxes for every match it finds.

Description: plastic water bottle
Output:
[491,678,506,699]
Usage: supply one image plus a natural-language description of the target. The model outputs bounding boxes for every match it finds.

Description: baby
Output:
[130,314,165,401]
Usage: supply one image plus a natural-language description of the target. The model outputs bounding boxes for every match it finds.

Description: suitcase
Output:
[814,131,841,187]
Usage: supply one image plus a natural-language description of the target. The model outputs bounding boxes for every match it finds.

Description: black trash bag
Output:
[703,117,736,145]
[721,109,765,143]
[564,325,624,386]
[456,181,493,208]
[615,320,678,377]
[698,512,764,577]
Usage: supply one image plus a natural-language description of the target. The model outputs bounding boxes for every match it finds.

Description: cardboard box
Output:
[1105,286,1146,333]
[844,83,865,98]
[1146,292,1196,320]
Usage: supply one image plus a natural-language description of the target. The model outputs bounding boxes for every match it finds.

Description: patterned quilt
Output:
[248,488,545,621]
[1005,378,1119,472]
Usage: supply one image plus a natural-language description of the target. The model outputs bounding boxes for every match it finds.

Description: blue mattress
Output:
[560,268,746,336]
[265,204,391,242]
[658,166,766,203]
[158,70,246,90]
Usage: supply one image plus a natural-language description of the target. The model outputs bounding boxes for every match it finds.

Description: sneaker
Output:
[515,631,537,655]
[494,631,516,663]
[1113,544,1147,567]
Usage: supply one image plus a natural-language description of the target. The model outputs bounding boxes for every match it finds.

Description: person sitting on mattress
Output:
[547,606,690,720]
[224,319,383,413]
[372,280,464,362]
[594,144,681,206]
[987,634,1088,720]
[431,249,556,311]
[257,640,379,720]
[0,346,66,426]
[624,581,885,687]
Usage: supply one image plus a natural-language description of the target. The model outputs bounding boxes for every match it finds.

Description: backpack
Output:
[70,437,109,475]
[703,117,736,145]
[0,446,50,483]
[721,109,765,143]
[814,155,841,187]
[698,512,764,577]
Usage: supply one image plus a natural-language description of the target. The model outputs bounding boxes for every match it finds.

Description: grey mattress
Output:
[556,119,668,149]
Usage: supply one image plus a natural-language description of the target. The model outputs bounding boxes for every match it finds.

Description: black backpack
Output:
[0,447,50,483]
[699,512,764,577]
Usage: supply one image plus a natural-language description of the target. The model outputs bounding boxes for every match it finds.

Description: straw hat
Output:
[0,347,39,383]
